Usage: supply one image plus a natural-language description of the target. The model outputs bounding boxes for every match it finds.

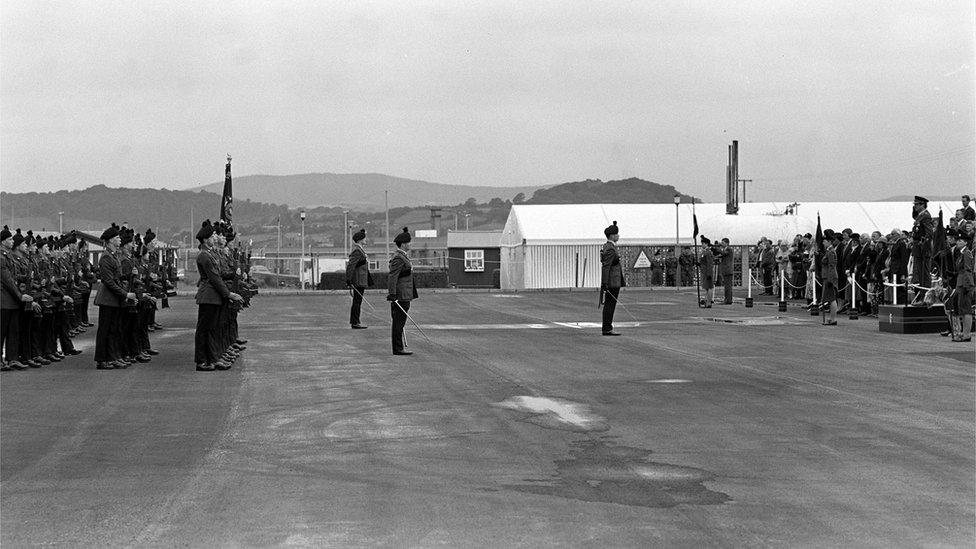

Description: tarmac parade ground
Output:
[1,289,974,547]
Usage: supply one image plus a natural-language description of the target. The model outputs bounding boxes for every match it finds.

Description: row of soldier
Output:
[1,224,170,370]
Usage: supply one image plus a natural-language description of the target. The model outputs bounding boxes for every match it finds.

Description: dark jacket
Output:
[718,247,734,276]
[346,244,372,287]
[600,241,626,289]
[888,239,910,278]
[94,251,127,307]
[821,247,839,285]
[700,248,715,290]
[387,250,417,301]
[955,246,974,290]
[1,248,23,310]
[196,248,231,305]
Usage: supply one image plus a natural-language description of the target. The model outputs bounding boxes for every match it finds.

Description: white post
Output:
[850,272,855,311]
[812,271,817,303]
[780,270,785,301]
[891,274,897,305]
[747,268,752,298]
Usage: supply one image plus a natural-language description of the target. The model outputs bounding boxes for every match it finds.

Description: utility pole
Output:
[276,214,281,287]
[385,191,390,259]
[300,210,306,289]
[58,211,64,233]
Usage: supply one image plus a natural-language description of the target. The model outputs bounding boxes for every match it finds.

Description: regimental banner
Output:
[633,250,651,269]
[220,154,233,224]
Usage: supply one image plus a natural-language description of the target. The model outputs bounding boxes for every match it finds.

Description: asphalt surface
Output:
[2,289,973,547]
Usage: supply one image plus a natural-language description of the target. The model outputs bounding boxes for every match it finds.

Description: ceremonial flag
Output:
[814,213,823,281]
[692,202,699,240]
[220,154,233,224]
[932,209,948,278]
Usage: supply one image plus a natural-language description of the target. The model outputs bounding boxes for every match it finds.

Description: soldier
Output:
[195,220,244,372]
[600,221,625,336]
[12,230,41,368]
[346,227,372,329]
[218,223,246,364]
[718,237,734,304]
[820,230,840,325]
[950,232,973,342]
[387,227,417,355]
[2,226,30,371]
[49,236,80,357]
[94,224,133,370]
[698,236,715,308]
[678,246,695,286]
[910,196,934,295]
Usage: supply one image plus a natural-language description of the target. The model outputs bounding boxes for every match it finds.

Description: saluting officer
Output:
[387,227,417,355]
[600,221,625,336]
[346,227,372,329]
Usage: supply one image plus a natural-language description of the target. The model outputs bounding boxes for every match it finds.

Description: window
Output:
[464,249,485,272]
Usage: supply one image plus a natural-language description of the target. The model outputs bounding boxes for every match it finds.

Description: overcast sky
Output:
[2,1,973,202]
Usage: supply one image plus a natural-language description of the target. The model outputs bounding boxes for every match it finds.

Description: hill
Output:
[191,173,544,211]
[525,177,696,204]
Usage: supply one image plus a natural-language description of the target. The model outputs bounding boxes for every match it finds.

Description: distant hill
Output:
[881,195,962,202]
[526,177,696,204]
[191,173,544,211]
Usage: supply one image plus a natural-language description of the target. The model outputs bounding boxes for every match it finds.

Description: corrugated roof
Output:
[502,202,956,246]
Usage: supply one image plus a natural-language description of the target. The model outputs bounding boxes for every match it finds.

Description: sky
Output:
[2,0,973,203]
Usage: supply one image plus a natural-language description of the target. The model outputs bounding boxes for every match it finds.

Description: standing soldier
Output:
[94,224,133,370]
[911,196,934,294]
[699,236,715,308]
[12,230,40,367]
[950,233,973,342]
[718,237,735,304]
[821,230,840,325]
[600,221,624,336]
[678,246,695,287]
[2,226,29,371]
[346,227,372,329]
[195,220,243,372]
[387,227,417,355]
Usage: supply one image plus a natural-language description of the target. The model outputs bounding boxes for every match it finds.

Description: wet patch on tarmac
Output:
[506,439,730,508]
[912,351,975,364]
[495,396,609,432]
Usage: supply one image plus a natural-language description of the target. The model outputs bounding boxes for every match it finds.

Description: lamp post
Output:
[464,212,470,230]
[58,211,64,233]
[674,194,681,286]
[300,210,306,289]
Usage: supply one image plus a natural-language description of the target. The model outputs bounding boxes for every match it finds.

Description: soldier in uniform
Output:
[950,232,973,342]
[1,226,30,371]
[387,227,417,355]
[12,231,41,367]
[910,196,934,295]
[820,230,840,325]
[195,220,244,372]
[346,227,372,329]
[94,224,133,370]
[678,246,695,287]
[600,221,625,335]
[699,236,715,308]
[718,237,734,304]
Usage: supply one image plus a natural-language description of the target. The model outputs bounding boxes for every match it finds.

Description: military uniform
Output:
[1,226,24,370]
[600,221,625,335]
[718,241,734,304]
[911,196,934,292]
[346,229,372,329]
[699,236,715,307]
[94,224,128,369]
[387,228,418,355]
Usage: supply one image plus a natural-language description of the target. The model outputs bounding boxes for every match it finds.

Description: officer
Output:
[94,223,133,370]
[600,221,625,336]
[195,220,244,371]
[387,227,417,355]
[699,236,715,308]
[346,227,372,329]
[820,230,840,325]
[911,195,934,294]
[718,237,734,304]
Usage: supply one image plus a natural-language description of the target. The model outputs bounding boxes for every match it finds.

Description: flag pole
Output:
[692,199,701,307]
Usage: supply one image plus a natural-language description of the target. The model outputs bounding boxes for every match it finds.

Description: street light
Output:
[464,212,470,231]
[58,211,64,233]
[674,194,681,286]
[300,210,307,289]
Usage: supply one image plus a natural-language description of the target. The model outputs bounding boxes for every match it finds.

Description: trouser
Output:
[231,308,239,343]
[121,309,139,357]
[911,252,931,290]
[137,305,152,352]
[390,300,410,352]
[218,303,229,353]
[54,308,75,353]
[2,308,19,362]
[195,303,222,364]
[792,269,806,299]
[39,311,55,356]
[94,306,122,363]
[602,287,619,333]
[18,309,33,361]
[350,285,364,325]
[762,266,774,294]
[80,292,91,324]
[724,277,733,304]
